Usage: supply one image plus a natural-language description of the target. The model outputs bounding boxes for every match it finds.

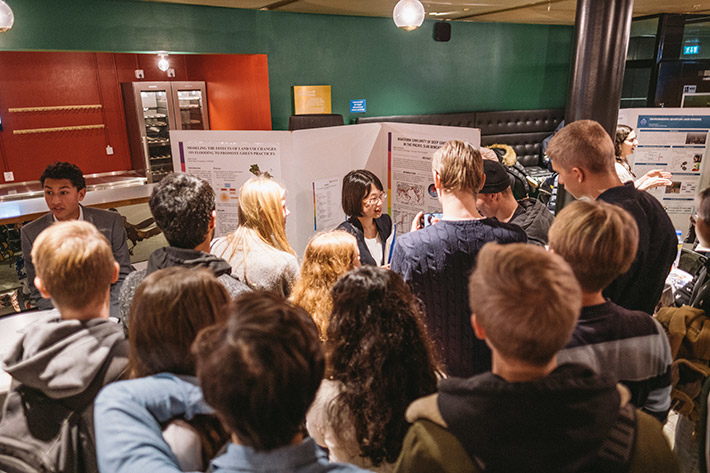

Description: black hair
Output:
[341,169,383,217]
[149,173,215,249]
[326,266,439,465]
[193,291,324,451]
[40,162,86,190]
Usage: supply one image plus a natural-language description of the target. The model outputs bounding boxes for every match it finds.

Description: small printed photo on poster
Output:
[694,153,703,163]
[665,181,682,194]
[685,133,707,145]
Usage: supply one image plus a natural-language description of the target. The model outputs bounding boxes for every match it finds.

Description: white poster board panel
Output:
[288,123,383,254]
[378,123,480,233]
[170,130,292,238]
[618,109,710,234]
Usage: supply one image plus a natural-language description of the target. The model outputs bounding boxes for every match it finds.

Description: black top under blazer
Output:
[336,214,392,266]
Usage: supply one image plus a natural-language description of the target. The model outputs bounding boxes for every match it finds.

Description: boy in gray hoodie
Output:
[0,220,128,473]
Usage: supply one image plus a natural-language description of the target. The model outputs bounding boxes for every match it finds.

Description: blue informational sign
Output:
[684,45,700,55]
[350,99,366,113]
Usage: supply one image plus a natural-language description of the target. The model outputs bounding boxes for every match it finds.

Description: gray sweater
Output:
[119,246,249,326]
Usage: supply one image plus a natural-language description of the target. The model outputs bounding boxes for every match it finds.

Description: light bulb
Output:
[393,0,425,31]
[157,55,170,72]
[0,1,14,33]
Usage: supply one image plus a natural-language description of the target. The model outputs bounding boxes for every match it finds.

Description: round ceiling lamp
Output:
[0,1,14,33]
[393,0,425,31]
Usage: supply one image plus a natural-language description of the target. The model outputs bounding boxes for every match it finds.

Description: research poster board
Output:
[171,123,480,255]
[619,108,710,233]
[387,126,480,232]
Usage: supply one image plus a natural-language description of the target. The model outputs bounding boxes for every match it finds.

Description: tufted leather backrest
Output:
[474,109,564,136]
[289,114,344,130]
[356,112,477,128]
[481,131,557,167]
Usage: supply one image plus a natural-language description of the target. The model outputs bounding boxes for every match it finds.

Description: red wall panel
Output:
[0,51,271,183]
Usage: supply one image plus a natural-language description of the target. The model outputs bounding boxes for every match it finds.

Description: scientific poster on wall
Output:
[634,115,709,214]
[618,108,710,233]
[175,140,281,237]
[389,133,448,231]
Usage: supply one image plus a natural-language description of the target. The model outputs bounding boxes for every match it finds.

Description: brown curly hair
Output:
[325,266,440,466]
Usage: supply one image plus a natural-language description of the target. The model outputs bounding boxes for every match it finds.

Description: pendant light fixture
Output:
[0,1,14,33]
[393,0,425,31]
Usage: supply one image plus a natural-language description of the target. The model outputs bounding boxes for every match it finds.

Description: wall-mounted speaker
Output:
[434,22,451,42]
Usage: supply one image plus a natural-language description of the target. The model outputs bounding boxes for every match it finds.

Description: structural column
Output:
[556,0,634,211]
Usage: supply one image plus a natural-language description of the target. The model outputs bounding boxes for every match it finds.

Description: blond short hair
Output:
[432,140,484,194]
[547,120,615,174]
[468,243,581,365]
[548,200,638,293]
[31,220,116,310]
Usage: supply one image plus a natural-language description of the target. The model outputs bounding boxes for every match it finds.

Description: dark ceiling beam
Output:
[259,0,299,10]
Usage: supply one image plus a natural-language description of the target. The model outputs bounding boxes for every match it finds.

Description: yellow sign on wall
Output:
[294,85,332,114]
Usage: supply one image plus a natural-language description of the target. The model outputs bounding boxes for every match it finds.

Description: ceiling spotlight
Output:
[393,0,425,31]
[157,54,170,72]
[0,1,14,33]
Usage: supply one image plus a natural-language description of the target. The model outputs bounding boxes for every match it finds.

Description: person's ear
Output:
[471,314,486,340]
[571,166,585,183]
[111,262,119,284]
[432,169,441,189]
[35,277,50,299]
[209,210,216,230]
[77,187,86,202]
[478,173,486,193]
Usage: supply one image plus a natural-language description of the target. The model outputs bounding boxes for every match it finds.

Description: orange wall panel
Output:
[185,54,271,131]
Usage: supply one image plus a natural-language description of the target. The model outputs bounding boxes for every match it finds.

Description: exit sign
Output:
[684,45,700,55]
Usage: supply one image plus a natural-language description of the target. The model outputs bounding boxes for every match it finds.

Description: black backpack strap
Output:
[593,402,637,473]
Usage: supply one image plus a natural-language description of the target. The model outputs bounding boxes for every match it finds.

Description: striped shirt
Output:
[558,300,672,422]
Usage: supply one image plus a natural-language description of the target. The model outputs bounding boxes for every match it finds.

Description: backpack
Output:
[0,344,127,473]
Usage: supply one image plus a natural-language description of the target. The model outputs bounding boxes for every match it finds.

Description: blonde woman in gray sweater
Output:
[211,176,299,297]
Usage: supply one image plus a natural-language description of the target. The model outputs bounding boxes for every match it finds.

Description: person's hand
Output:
[638,171,673,191]
[411,211,424,232]
[638,177,672,191]
[646,169,672,180]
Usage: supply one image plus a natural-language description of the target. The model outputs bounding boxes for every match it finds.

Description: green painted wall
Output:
[0,0,573,130]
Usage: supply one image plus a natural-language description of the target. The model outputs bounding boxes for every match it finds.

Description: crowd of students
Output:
[0,118,696,472]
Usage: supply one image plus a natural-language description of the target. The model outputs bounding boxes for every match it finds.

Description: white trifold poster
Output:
[171,124,479,255]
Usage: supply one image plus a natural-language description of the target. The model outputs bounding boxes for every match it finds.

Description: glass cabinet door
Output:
[177,89,206,130]
[140,89,173,182]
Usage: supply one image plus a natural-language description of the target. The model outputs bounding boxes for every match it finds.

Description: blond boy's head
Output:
[468,243,582,366]
[432,140,484,194]
[548,200,638,293]
[31,220,117,313]
[547,120,615,175]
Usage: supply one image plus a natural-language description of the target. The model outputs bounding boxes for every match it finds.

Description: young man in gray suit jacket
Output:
[20,162,132,318]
